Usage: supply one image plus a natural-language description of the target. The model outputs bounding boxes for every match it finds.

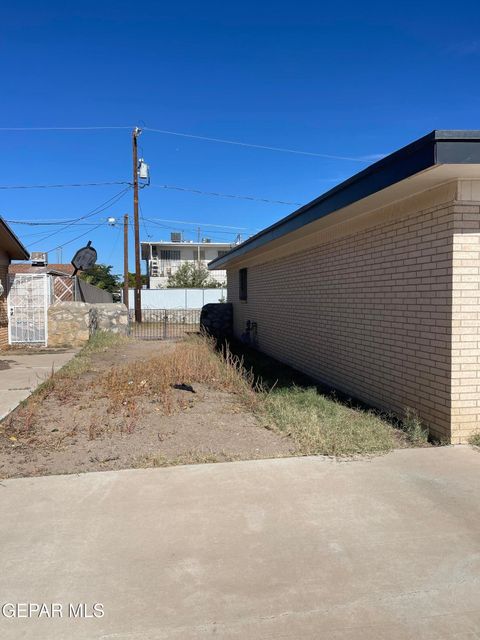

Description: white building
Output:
[141,235,232,288]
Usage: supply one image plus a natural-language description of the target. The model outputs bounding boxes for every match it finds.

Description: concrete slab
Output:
[0,447,480,639]
[0,350,78,420]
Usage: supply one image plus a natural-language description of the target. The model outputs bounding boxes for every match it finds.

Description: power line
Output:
[44,222,106,254]
[145,217,247,230]
[0,181,130,190]
[106,225,123,263]
[139,201,152,240]
[9,217,249,245]
[7,217,249,232]
[7,219,108,226]
[0,126,132,131]
[0,124,382,162]
[141,218,246,237]
[0,179,302,205]
[27,187,131,248]
[151,183,302,206]
[144,127,379,162]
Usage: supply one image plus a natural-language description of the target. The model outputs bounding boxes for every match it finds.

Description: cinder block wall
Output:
[228,182,467,442]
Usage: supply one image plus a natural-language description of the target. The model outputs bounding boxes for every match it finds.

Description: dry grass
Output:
[468,432,480,447]
[3,332,420,472]
[41,335,402,457]
[134,449,242,468]
[261,386,396,456]
[99,335,260,416]
[99,335,398,457]
[402,407,429,446]
[3,332,131,437]
[32,331,130,398]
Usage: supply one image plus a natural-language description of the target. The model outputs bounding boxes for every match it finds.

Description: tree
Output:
[124,272,148,288]
[166,262,224,288]
[79,264,122,293]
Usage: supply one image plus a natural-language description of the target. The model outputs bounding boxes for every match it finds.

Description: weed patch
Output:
[402,408,429,445]
[262,386,396,456]
[468,432,480,447]
[99,336,260,416]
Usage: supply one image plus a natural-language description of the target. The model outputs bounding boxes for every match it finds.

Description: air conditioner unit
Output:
[202,237,212,243]
[170,232,182,243]
[31,252,48,266]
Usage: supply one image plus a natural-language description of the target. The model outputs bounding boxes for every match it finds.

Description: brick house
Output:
[9,262,76,305]
[0,218,29,348]
[208,130,480,444]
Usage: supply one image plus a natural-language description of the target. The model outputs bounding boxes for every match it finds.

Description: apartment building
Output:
[142,234,232,288]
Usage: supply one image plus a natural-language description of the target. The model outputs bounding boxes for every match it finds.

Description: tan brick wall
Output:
[227,186,460,442]
[0,255,9,350]
[451,201,480,443]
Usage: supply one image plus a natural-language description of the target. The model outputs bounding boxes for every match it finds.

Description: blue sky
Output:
[1,0,480,275]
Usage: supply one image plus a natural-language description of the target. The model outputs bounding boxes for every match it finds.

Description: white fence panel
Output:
[125,288,226,310]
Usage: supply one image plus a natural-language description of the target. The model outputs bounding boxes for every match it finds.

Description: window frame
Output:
[239,268,248,301]
[160,249,181,261]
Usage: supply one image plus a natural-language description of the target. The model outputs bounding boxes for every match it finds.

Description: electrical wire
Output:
[144,127,379,162]
[44,222,106,253]
[0,124,381,162]
[0,126,132,131]
[138,201,153,240]
[0,181,130,190]
[150,184,302,206]
[7,217,250,232]
[106,225,123,263]
[140,217,246,237]
[27,186,131,248]
[0,180,303,205]
[144,217,247,230]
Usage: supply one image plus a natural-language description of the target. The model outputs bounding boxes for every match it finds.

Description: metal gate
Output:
[128,308,200,340]
[8,274,49,345]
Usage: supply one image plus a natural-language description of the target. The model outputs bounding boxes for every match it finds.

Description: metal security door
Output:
[8,274,49,345]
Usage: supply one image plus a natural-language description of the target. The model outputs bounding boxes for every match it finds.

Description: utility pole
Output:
[197,226,201,266]
[132,127,142,322]
[123,214,129,308]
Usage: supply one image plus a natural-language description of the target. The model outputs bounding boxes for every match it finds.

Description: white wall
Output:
[125,288,227,310]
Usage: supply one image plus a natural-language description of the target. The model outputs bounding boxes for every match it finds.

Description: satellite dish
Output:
[71,241,98,275]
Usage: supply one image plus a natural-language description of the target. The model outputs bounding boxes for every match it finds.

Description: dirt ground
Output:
[0,340,293,479]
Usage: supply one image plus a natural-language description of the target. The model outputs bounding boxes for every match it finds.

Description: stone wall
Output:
[48,302,128,348]
[200,303,233,340]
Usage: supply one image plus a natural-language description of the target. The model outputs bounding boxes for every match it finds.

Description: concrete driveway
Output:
[1,446,480,639]
[0,349,77,421]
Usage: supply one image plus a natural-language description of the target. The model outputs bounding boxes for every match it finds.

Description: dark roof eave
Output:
[208,129,480,270]
[0,218,29,260]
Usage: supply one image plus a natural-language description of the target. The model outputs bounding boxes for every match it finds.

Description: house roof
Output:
[208,130,480,270]
[0,218,29,261]
[9,263,75,276]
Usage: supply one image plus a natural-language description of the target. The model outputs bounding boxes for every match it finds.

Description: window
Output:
[217,250,229,258]
[192,250,206,260]
[239,268,248,301]
[160,249,181,261]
